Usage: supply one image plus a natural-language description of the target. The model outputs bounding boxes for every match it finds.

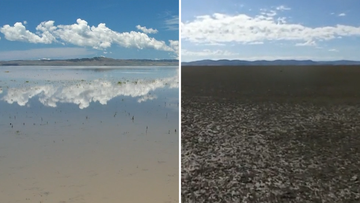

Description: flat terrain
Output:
[182,65,360,103]
[181,66,360,202]
[0,67,179,203]
[0,57,178,66]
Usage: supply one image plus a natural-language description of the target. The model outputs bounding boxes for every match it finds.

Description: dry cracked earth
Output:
[181,66,360,203]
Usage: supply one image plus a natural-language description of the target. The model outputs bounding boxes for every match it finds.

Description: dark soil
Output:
[181,66,360,203]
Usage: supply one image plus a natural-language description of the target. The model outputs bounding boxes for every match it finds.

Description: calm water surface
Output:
[0,66,179,203]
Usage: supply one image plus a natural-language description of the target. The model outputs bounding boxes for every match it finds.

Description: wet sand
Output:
[182,66,360,202]
[0,67,179,203]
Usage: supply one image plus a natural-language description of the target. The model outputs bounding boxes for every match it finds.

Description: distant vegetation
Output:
[0,57,178,66]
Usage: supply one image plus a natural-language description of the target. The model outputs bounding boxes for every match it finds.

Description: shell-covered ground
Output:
[182,97,360,202]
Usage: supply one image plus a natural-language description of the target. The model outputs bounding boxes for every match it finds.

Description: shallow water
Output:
[0,66,179,203]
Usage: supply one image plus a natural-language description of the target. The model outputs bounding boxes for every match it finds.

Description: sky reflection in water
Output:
[0,66,178,109]
[0,66,179,203]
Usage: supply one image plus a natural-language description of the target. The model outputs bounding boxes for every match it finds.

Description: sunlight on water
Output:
[0,66,179,203]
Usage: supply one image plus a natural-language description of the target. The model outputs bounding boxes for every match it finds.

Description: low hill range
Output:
[0,57,179,66]
[182,59,360,66]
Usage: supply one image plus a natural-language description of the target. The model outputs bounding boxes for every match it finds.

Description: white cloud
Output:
[169,40,179,59]
[136,25,158,34]
[338,13,346,17]
[0,47,95,60]
[248,41,264,45]
[2,72,178,109]
[259,9,277,17]
[181,12,360,46]
[0,22,56,44]
[295,40,317,46]
[0,19,178,57]
[203,42,226,46]
[137,94,157,103]
[52,19,170,51]
[165,16,179,30]
[276,5,291,11]
[328,48,339,52]
[23,21,27,25]
[182,49,238,59]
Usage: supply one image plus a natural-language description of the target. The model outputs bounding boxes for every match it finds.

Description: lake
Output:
[0,66,179,203]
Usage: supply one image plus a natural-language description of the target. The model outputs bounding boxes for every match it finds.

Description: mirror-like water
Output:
[0,66,179,203]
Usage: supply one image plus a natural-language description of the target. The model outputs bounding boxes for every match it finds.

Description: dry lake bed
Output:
[182,66,360,203]
[0,66,179,203]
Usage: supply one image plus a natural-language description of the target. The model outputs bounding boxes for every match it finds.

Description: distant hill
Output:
[0,57,179,66]
[182,59,360,66]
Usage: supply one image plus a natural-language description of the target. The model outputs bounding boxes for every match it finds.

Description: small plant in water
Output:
[117,81,122,85]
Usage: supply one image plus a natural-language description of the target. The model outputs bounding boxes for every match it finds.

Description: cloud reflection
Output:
[1,72,178,109]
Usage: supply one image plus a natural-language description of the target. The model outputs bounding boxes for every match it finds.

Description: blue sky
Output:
[181,0,360,61]
[0,0,179,60]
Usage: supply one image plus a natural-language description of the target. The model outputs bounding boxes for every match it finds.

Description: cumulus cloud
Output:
[52,19,171,51]
[181,12,360,46]
[338,13,346,17]
[136,25,158,34]
[2,72,179,109]
[0,22,56,43]
[0,19,178,57]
